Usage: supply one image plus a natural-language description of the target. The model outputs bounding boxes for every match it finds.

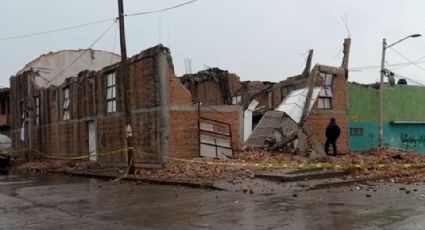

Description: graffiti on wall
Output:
[400,133,425,147]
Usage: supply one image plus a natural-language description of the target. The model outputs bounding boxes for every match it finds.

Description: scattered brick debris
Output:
[10,147,425,184]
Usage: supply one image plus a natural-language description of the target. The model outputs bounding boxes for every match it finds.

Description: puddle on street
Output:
[1,173,425,229]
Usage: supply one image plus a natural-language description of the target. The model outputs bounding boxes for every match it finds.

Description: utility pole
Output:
[27,74,34,162]
[118,0,127,64]
[378,34,421,147]
[378,38,386,147]
[117,0,134,173]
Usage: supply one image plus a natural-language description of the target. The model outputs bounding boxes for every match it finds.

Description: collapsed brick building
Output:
[180,38,352,153]
[10,45,243,170]
[10,37,351,170]
[181,68,275,109]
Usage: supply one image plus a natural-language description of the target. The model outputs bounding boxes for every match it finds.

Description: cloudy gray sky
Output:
[2,0,425,87]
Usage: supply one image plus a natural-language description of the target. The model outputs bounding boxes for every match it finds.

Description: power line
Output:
[389,54,425,71]
[387,70,425,85]
[97,0,115,12]
[0,0,200,41]
[41,20,117,87]
[126,0,200,17]
[0,18,116,41]
[109,22,119,65]
[350,59,425,71]
[389,47,425,73]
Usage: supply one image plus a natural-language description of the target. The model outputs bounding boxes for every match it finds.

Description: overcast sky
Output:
[2,0,425,87]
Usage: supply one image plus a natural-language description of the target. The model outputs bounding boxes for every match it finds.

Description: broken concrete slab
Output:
[246,111,298,148]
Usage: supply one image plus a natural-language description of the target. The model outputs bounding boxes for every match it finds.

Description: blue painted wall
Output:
[349,121,378,151]
[384,124,425,151]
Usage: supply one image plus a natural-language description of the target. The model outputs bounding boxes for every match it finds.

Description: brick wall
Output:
[306,114,348,152]
[10,72,30,156]
[180,70,241,105]
[240,81,272,109]
[169,109,198,159]
[170,75,192,105]
[271,76,306,109]
[169,105,243,159]
[307,67,349,152]
[10,45,172,166]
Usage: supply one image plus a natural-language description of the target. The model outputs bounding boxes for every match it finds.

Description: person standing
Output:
[325,118,341,156]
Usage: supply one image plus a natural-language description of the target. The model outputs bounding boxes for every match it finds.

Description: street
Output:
[1,173,425,229]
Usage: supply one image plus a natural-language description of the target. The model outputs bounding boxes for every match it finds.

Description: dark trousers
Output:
[325,138,337,156]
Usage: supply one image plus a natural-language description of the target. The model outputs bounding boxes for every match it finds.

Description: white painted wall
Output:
[244,100,259,141]
[17,49,120,87]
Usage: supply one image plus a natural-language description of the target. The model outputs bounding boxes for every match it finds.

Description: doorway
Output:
[88,121,97,162]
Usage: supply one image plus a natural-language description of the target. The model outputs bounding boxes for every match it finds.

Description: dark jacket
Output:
[326,122,341,140]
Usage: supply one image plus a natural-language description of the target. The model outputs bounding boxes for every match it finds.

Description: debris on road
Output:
[11,147,425,186]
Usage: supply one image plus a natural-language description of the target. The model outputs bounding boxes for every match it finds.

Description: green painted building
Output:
[348,83,425,153]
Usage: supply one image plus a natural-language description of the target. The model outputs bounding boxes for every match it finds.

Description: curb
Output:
[63,171,225,190]
[9,167,225,191]
[306,176,389,190]
[255,169,351,182]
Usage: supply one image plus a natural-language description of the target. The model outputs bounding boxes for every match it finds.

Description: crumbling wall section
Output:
[169,105,243,159]
[180,69,241,105]
[128,47,170,165]
[9,72,31,157]
[271,75,307,109]
[170,76,192,105]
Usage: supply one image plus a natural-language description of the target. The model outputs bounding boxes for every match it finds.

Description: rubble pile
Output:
[328,147,425,165]
[14,160,125,175]
[234,149,310,164]
[135,162,252,183]
[133,148,425,183]
[15,160,66,173]
[12,147,425,184]
[234,147,425,183]
[235,147,425,165]
[349,167,425,183]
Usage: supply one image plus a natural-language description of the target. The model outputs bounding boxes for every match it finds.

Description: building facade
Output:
[10,45,243,169]
[349,83,425,153]
[179,39,351,152]
[0,88,11,136]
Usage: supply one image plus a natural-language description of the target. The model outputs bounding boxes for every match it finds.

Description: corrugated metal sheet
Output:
[275,87,321,124]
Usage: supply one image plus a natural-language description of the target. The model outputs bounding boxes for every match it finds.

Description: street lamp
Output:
[378,34,422,147]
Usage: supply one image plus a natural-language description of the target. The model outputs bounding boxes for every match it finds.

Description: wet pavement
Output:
[1,173,425,229]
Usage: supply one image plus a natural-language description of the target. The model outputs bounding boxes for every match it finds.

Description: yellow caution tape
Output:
[34,147,133,160]
[113,155,134,183]
[8,146,425,171]
[0,149,30,155]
